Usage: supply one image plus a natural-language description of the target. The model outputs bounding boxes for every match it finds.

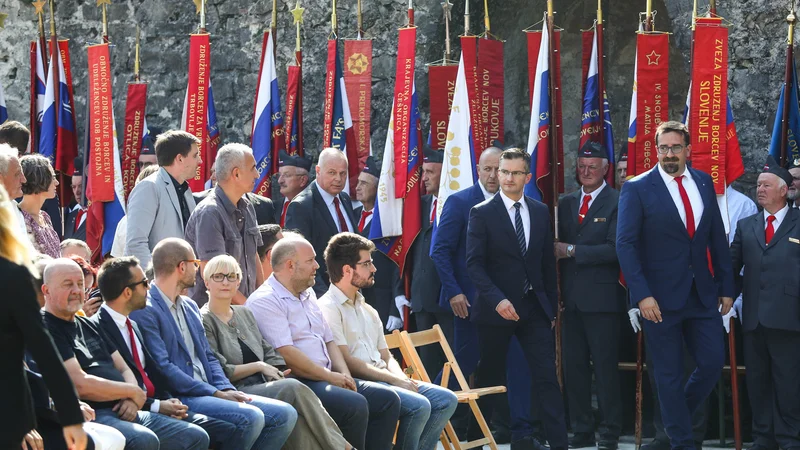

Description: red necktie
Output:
[358,210,372,233]
[578,194,591,224]
[126,319,155,398]
[766,215,776,245]
[333,197,349,232]
[675,175,696,239]
[430,199,438,224]
[280,201,289,227]
[74,208,85,232]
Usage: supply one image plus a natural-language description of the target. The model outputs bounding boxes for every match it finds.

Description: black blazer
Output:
[0,258,82,445]
[63,205,87,241]
[194,190,277,226]
[356,209,401,324]
[285,181,356,296]
[558,186,624,313]
[466,194,558,326]
[731,207,800,333]
[395,195,444,313]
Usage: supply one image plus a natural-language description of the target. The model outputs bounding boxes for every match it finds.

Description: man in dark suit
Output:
[557,141,623,450]
[354,156,400,327]
[730,156,800,450]
[467,147,567,450]
[275,149,311,226]
[617,121,734,450]
[64,157,87,241]
[285,148,356,296]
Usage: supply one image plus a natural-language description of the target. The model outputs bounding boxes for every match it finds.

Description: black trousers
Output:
[563,309,623,440]
[744,325,800,449]
[414,310,455,378]
[475,300,568,449]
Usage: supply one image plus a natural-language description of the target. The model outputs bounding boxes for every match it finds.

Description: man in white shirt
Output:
[0,143,30,243]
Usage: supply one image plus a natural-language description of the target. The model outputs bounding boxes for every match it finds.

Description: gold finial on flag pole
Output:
[356,0,362,38]
[482,0,489,34]
[97,0,111,43]
[645,0,653,31]
[271,0,277,33]
[331,0,337,36]
[291,0,304,52]
[192,0,206,32]
[442,0,453,61]
[134,25,141,81]
[691,0,697,30]
[0,12,7,29]
[48,0,56,36]
[597,0,602,24]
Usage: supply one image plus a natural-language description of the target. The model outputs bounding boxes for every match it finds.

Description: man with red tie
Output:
[617,121,734,450]
[64,157,87,241]
[276,149,311,227]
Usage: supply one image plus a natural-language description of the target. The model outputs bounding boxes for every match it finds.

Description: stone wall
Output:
[0,0,793,194]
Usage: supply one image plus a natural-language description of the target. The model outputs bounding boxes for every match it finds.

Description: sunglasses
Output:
[126,277,150,290]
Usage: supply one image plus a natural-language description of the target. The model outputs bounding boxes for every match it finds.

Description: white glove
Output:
[733,297,743,321]
[395,295,411,317]
[386,316,404,331]
[628,308,642,333]
[721,298,742,334]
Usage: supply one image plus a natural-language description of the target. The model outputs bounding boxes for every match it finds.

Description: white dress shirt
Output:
[317,186,355,233]
[70,203,88,228]
[100,304,160,412]
[360,208,373,229]
[725,185,758,246]
[763,203,789,232]
[499,190,530,250]
[478,181,496,201]
[657,164,704,230]
[580,180,607,211]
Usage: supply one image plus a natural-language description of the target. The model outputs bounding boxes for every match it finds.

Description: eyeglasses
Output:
[126,277,150,290]
[656,144,686,155]
[181,259,201,268]
[210,273,240,282]
[498,169,528,178]
[355,260,374,268]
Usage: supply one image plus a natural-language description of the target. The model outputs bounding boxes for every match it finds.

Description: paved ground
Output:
[437,436,745,449]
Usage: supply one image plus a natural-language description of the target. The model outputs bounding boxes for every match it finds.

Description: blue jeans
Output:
[94,408,209,450]
[382,381,458,450]
[180,394,297,450]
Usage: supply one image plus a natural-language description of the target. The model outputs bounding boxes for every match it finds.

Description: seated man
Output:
[246,232,401,450]
[319,232,458,450]
[40,258,211,450]
[130,238,297,450]
[95,256,237,448]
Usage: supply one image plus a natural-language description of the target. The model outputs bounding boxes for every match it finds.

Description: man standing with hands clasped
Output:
[617,121,734,450]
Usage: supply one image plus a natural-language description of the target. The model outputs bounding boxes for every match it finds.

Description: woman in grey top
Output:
[200,255,352,450]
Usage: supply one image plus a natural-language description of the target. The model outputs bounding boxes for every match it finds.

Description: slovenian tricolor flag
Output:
[581,28,616,185]
[627,24,641,178]
[102,108,126,255]
[322,39,359,194]
[769,59,800,166]
[526,16,551,201]
[0,80,7,124]
[39,50,57,160]
[251,31,285,197]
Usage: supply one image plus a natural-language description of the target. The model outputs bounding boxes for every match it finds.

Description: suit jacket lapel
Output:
[422,196,433,232]
[769,209,797,248]
[649,169,691,240]
[492,195,523,258]
[752,213,767,250]
[340,193,356,226]
[581,185,610,228]
[472,183,486,204]
[159,169,183,219]
[149,286,192,358]
[690,168,713,230]
[311,183,339,235]
[99,309,136,370]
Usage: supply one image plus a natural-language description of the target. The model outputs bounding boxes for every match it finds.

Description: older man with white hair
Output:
[285,148,357,296]
[185,143,264,307]
[0,143,29,242]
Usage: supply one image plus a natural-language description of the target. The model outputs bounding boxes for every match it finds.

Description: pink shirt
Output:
[245,275,334,370]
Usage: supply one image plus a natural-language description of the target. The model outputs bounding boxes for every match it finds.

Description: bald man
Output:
[285,148,357,296]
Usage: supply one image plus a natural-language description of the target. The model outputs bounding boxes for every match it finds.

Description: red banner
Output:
[462,36,487,159]
[634,33,669,176]
[344,39,372,173]
[322,40,337,148]
[185,33,210,192]
[478,39,504,148]
[29,41,38,154]
[393,28,416,198]
[428,64,458,150]
[122,83,148,201]
[87,44,115,202]
[284,51,304,157]
[581,31,594,100]
[689,18,728,194]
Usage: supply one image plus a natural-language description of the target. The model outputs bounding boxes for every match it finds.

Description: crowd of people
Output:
[1,116,798,450]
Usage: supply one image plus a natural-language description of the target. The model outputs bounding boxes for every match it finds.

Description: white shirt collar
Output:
[326,282,365,306]
[580,180,607,201]
[764,203,790,224]
[317,183,340,207]
[101,303,129,328]
[499,190,527,212]
[478,181,495,200]
[657,163,693,186]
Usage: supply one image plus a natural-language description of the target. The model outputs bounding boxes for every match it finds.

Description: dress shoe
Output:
[640,438,671,450]
[492,428,512,445]
[568,433,596,449]
[745,445,778,450]
[511,435,550,450]
[598,439,619,450]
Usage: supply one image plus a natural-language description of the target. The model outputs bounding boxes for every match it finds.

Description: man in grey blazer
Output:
[557,141,624,450]
[730,156,800,450]
[125,130,201,270]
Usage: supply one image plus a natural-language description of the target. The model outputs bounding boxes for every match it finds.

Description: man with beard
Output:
[185,143,265,307]
[617,121,734,450]
[64,157,86,241]
[787,160,800,208]
[95,256,236,448]
[130,238,298,450]
[275,150,311,226]
[246,232,400,450]
[616,150,628,188]
[319,232,458,450]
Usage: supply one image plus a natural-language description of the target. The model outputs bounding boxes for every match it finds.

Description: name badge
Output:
[593,218,607,223]
[790,238,800,244]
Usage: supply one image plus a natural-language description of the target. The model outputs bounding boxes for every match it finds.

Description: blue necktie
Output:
[514,202,526,255]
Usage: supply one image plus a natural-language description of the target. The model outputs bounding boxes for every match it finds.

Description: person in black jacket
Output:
[0,183,87,450]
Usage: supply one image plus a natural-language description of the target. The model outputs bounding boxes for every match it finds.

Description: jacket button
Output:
[688,265,693,270]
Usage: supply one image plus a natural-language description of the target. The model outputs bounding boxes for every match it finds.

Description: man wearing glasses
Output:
[466,148,567,450]
[275,149,311,226]
[617,121,734,450]
[786,160,800,208]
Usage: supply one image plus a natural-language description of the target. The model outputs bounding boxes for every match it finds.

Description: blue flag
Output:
[769,60,800,166]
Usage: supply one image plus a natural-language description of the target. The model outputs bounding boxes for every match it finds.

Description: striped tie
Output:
[514,202,526,255]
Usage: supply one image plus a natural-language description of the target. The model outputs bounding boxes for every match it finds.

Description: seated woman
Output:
[200,255,352,450]
[18,154,61,258]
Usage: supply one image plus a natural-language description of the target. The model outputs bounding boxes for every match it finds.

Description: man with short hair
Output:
[0,142,29,241]
[130,238,298,450]
[41,258,211,450]
[285,148,356,296]
[0,120,31,153]
[185,143,265,306]
[246,233,401,450]
[95,256,236,448]
[787,161,800,208]
[257,224,283,279]
[137,128,159,170]
[125,130,202,269]
[64,157,87,241]
[467,148,568,450]
[194,161,277,226]
[731,157,800,450]
[61,239,92,261]
[276,149,311,226]
[616,151,628,188]
[319,232,458,450]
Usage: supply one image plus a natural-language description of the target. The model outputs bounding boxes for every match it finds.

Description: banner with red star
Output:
[633,33,669,176]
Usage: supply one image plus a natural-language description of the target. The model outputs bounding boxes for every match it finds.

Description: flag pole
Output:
[408,0,414,27]
[199,0,206,33]
[47,0,64,236]
[645,0,653,31]
[464,0,470,35]
[331,0,337,36]
[99,0,109,43]
[134,26,141,82]
[442,0,453,62]
[356,0,363,38]
[33,2,48,66]
[482,0,489,36]
[709,0,717,15]
[271,0,277,37]
[780,3,796,167]
[596,0,606,165]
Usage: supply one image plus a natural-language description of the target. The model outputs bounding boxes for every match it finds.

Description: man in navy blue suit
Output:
[467,148,567,450]
[617,121,734,450]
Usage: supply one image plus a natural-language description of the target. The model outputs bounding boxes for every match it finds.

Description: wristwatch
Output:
[567,244,575,257]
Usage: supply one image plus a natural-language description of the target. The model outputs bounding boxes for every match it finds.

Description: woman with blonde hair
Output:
[18,154,61,257]
[0,183,88,450]
[200,255,352,450]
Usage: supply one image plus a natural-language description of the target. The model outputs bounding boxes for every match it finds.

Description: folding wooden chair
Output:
[392,324,506,450]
